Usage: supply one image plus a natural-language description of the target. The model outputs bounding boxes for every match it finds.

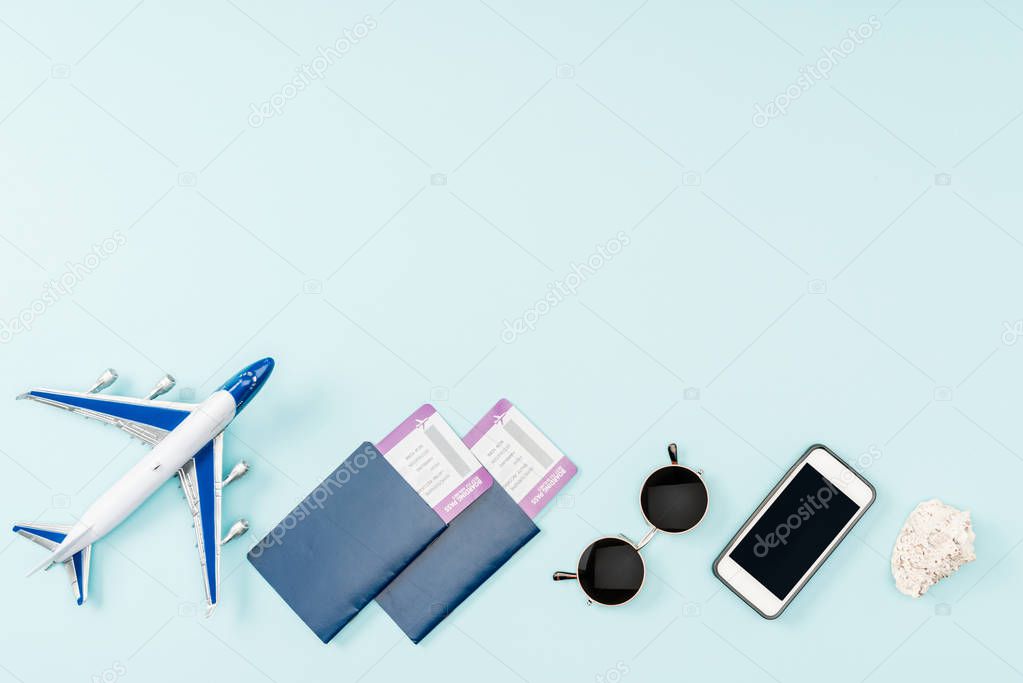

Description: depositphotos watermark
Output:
[248,15,378,128]
[752,16,881,128]
[91,662,126,683]
[0,231,127,344]
[595,661,630,683]
[751,482,839,558]
[1002,319,1023,346]
[248,443,378,557]
[501,231,631,343]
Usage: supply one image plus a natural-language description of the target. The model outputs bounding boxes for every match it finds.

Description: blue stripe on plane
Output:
[193,441,218,605]
[71,550,85,605]
[12,525,67,544]
[28,391,190,431]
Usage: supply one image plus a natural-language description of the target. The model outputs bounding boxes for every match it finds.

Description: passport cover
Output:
[376,483,540,643]
[247,442,446,643]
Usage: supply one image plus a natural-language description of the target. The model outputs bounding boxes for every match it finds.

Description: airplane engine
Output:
[224,461,249,487]
[87,369,118,394]
[144,374,176,400]
[221,519,249,545]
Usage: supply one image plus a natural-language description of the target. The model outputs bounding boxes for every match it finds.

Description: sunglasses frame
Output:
[553,443,709,606]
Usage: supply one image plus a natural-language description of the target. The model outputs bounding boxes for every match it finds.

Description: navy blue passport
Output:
[247,442,446,643]
[376,484,539,643]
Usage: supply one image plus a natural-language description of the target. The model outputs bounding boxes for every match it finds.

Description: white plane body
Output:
[12,358,274,614]
[45,390,236,565]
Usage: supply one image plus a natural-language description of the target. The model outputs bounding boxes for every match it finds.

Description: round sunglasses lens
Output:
[577,538,644,605]
[641,466,708,533]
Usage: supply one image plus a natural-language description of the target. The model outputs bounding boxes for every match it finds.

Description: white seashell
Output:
[891,499,976,598]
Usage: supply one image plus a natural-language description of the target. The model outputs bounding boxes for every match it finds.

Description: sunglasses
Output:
[553,443,709,605]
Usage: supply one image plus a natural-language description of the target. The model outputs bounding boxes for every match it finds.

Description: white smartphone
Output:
[713,444,875,619]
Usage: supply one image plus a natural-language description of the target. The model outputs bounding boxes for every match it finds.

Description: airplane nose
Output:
[222,358,275,411]
[252,357,274,382]
[245,359,274,392]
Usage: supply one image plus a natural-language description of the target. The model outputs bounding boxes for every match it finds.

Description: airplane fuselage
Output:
[51,390,238,564]
[17,356,274,609]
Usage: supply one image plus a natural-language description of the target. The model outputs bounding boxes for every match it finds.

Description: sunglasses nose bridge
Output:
[634,526,658,551]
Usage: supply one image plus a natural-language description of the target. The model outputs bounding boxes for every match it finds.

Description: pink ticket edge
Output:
[519,456,577,518]
[377,403,436,455]
[463,398,577,518]
[377,404,493,523]
[463,398,513,449]
[432,467,494,523]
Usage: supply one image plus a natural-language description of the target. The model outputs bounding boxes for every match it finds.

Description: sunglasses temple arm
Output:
[668,442,678,465]
[552,571,577,582]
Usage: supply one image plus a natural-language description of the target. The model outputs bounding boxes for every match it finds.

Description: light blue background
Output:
[2,1,1022,681]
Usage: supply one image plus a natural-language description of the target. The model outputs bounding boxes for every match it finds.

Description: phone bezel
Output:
[712,444,876,619]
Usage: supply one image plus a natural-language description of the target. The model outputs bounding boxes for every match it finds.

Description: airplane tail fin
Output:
[13,522,93,605]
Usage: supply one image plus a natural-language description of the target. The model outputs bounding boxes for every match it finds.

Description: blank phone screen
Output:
[729,463,860,600]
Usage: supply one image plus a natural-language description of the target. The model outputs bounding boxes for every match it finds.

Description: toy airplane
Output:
[11,357,274,615]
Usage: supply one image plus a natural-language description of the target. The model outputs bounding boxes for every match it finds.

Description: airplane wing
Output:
[19,387,229,613]
[17,389,194,446]
[178,435,223,615]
